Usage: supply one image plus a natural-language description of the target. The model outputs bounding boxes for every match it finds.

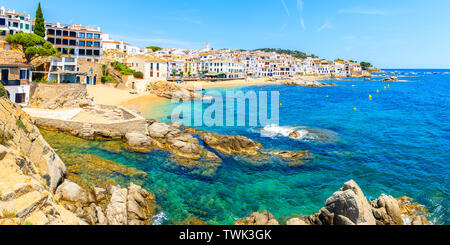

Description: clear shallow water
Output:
[45,69,450,225]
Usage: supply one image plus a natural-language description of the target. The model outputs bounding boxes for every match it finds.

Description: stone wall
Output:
[29,82,94,109]
[32,106,148,140]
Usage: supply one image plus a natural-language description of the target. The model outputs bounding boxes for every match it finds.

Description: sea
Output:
[42,69,450,225]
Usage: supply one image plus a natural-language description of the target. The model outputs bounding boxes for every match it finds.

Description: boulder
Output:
[105,185,128,225]
[286,218,308,225]
[55,180,89,204]
[321,180,376,225]
[125,132,153,152]
[235,210,279,225]
[93,187,107,202]
[371,194,404,225]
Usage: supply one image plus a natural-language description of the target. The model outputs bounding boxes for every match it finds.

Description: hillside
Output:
[254,48,318,59]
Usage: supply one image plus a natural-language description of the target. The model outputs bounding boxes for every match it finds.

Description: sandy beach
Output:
[178,76,325,89]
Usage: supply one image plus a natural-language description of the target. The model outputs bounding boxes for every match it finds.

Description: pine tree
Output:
[34,3,46,37]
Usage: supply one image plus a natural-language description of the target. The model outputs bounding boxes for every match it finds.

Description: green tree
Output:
[360,62,372,70]
[5,33,58,64]
[0,82,8,98]
[147,46,162,52]
[34,3,46,37]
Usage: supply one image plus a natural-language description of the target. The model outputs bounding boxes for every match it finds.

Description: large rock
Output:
[147,81,210,101]
[320,180,376,225]
[127,183,157,225]
[125,132,153,152]
[235,210,280,225]
[0,98,81,225]
[56,180,89,204]
[371,194,404,225]
[105,185,128,225]
[0,98,66,192]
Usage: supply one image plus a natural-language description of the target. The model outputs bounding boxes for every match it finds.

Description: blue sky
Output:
[3,0,450,68]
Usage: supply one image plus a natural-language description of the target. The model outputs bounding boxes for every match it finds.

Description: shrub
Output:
[133,71,144,79]
[101,75,117,84]
[111,61,135,75]
[0,82,7,98]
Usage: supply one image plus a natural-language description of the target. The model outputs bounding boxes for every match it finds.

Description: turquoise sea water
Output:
[50,70,450,225]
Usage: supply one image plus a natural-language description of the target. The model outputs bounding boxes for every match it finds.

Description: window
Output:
[63,31,69,36]
[70,31,76,37]
[48,38,55,44]
[55,38,62,44]
[15,93,26,103]
[86,49,93,55]
[93,50,100,56]
[69,40,76,46]
[25,24,29,30]
[93,42,100,47]
[86,33,93,39]
[47,29,55,35]
[93,34,100,39]
[0,18,5,26]
[56,30,62,36]
[79,41,85,46]
[79,33,85,38]
[86,41,92,47]
[12,22,19,28]
[20,23,23,29]
[79,49,86,55]
[62,39,69,45]
[20,70,27,79]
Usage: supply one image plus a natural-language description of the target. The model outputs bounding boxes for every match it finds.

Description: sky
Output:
[3,0,450,68]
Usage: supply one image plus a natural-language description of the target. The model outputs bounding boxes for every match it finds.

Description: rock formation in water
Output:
[282,80,338,87]
[147,81,212,101]
[236,180,428,226]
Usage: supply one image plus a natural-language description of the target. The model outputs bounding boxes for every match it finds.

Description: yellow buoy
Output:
[326,95,329,98]
[354,107,357,111]
[377,89,380,93]
[388,84,390,88]
[280,103,283,107]
[369,95,372,100]
[384,86,387,90]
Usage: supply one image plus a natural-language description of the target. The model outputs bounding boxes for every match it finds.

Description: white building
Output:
[0,63,32,106]
[102,34,147,55]
[0,6,33,37]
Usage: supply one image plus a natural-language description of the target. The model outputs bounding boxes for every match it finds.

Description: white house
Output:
[0,63,32,106]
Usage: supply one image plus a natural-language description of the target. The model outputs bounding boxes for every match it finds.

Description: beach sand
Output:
[86,75,330,115]
[178,76,323,89]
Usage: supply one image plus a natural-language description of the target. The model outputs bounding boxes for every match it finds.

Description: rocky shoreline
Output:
[236,180,428,226]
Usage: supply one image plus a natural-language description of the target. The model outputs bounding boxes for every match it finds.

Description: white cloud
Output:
[281,0,291,17]
[297,0,306,30]
[317,21,333,32]
[339,7,387,15]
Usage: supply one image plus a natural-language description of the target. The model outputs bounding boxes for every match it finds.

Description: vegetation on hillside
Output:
[5,33,58,63]
[360,61,373,70]
[34,3,46,37]
[254,48,318,59]
[147,46,162,52]
[111,61,135,75]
